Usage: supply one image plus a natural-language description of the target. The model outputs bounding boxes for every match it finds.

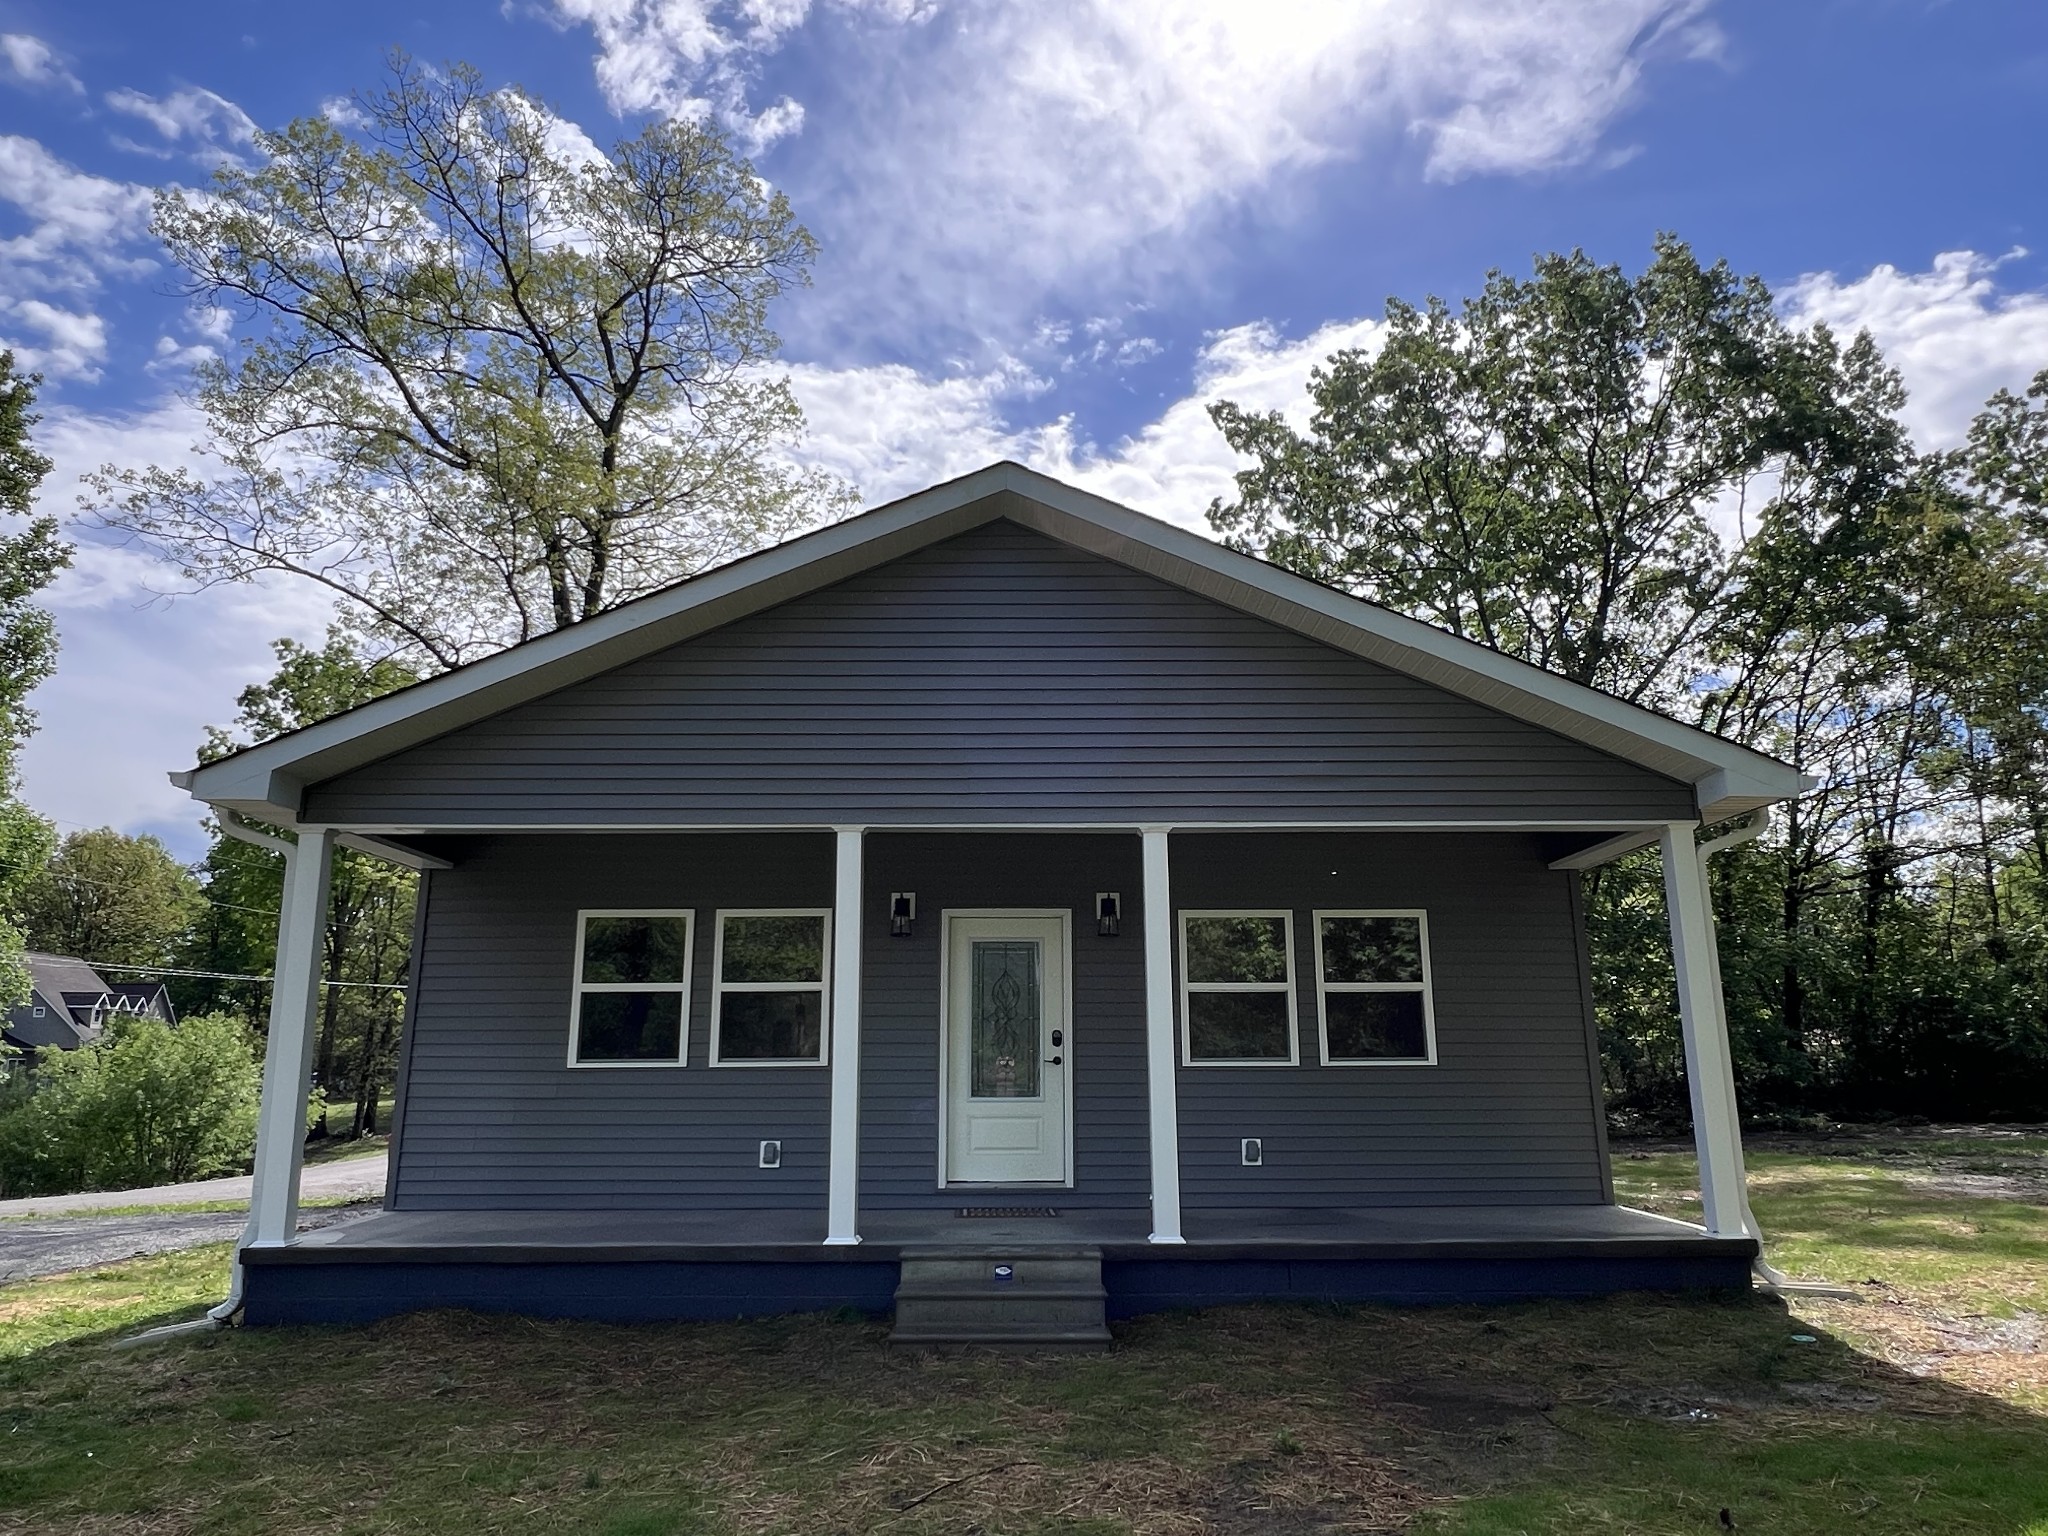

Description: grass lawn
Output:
[1,1132,2044,1535]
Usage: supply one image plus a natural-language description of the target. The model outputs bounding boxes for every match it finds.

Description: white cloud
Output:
[1782,251,2048,451]
[0,137,154,380]
[106,85,259,166]
[2,299,108,380]
[546,0,1720,335]
[0,136,155,288]
[18,398,336,857]
[0,33,81,93]
[791,312,1383,526]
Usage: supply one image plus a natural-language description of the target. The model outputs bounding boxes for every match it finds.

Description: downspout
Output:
[121,811,295,1345]
[1693,809,1852,1298]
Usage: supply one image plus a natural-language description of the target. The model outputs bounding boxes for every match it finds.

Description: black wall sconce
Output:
[1096,891,1121,937]
[889,891,916,937]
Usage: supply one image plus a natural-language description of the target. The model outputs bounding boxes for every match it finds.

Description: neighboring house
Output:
[2,951,175,1054]
[178,463,1806,1336]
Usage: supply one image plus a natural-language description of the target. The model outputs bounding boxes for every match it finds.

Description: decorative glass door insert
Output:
[969,940,1042,1099]
[944,914,1069,1185]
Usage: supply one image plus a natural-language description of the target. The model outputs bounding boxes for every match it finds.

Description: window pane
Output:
[970,940,1040,1098]
[718,990,824,1061]
[721,914,825,984]
[582,915,689,985]
[1320,916,1423,984]
[1325,990,1428,1060]
[576,991,683,1062]
[1184,915,1290,984]
[1186,990,1291,1060]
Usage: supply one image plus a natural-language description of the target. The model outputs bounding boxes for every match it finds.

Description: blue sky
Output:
[1,0,2045,858]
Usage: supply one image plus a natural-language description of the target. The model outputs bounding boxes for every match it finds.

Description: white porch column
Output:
[1660,821,1751,1237]
[1140,827,1185,1244]
[825,827,865,1245]
[244,826,335,1248]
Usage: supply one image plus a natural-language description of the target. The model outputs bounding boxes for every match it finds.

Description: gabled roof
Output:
[28,952,111,1006]
[178,461,1808,827]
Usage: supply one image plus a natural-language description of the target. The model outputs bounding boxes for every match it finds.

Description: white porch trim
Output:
[1660,821,1751,1237]
[244,826,336,1248]
[824,827,865,1245]
[1140,827,1185,1244]
[334,818,1685,837]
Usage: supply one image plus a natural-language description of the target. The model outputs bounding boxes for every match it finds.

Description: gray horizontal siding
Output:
[308,522,1694,826]
[390,833,836,1212]
[858,833,1148,1209]
[1170,832,1609,1208]
[391,828,1608,1215]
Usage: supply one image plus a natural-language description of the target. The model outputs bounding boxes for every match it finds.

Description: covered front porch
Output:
[216,814,1770,1323]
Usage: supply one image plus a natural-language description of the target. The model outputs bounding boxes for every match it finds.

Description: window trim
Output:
[1313,908,1438,1067]
[1177,908,1300,1067]
[566,908,695,1070]
[709,907,832,1068]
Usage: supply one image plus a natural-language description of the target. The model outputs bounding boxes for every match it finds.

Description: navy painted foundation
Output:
[240,1251,1751,1328]
[242,1259,903,1327]
[1101,1254,1755,1317]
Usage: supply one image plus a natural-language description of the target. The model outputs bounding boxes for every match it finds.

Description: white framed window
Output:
[711,909,831,1066]
[1178,910,1298,1066]
[1314,910,1437,1066]
[567,910,694,1068]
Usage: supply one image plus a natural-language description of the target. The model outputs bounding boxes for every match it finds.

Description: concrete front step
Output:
[890,1246,1110,1349]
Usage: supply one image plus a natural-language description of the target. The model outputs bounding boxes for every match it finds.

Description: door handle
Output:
[1046,1055,1062,1066]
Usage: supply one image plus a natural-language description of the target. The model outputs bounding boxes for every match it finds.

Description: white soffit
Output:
[180,462,1807,825]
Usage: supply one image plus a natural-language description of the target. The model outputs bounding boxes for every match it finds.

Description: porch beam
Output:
[1659,821,1750,1237]
[1548,829,1662,871]
[1140,827,1185,1244]
[825,827,865,1245]
[245,826,336,1247]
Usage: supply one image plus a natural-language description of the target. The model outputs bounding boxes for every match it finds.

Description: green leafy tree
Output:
[179,630,419,1137]
[0,350,69,754]
[1204,237,2048,1126]
[19,827,204,971]
[1209,235,1906,710]
[0,1012,261,1195]
[87,54,853,671]
[0,351,69,1009]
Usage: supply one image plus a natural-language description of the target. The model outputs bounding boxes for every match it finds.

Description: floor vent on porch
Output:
[891,1246,1109,1350]
[956,1206,1060,1219]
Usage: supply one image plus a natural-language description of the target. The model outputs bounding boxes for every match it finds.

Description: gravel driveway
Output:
[0,1150,387,1218]
[0,1204,379,1284]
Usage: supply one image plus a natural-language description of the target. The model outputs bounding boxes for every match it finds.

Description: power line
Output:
[80,960,407,992]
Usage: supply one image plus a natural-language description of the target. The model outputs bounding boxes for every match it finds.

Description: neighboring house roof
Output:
[176,461,1810,827]
[2,953,177,1054]
[105,980,175,1017]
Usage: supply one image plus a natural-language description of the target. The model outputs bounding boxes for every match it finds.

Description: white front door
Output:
[943,914,1070,1185]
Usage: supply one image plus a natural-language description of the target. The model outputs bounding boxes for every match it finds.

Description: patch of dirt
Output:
[1376,1380,1554,1435]
[1798,1297,2048,1404]
[1925,1310,2045,1355]
[1892,1169,2048,1204]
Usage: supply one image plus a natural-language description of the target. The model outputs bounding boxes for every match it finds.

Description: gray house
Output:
[3,951,175,1055]
[178,464,1804,1337]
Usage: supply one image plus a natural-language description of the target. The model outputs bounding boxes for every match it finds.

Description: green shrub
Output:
[0,1012,261,1196]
